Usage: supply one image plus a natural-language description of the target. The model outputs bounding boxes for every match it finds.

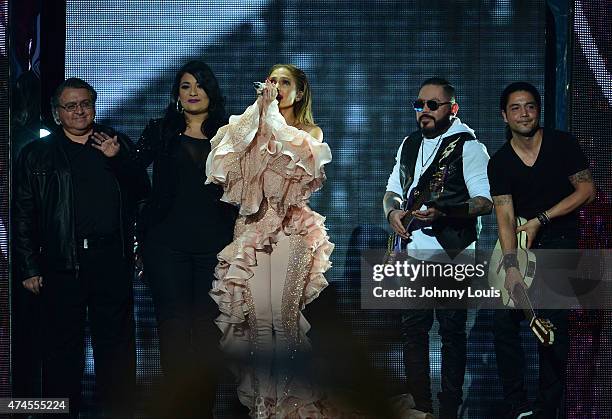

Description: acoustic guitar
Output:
[489,217,555,346]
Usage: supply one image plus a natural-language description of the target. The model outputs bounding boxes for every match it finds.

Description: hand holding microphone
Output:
[254,79,278,107]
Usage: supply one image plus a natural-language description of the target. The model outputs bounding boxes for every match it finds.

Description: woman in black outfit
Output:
[136,61,237,418]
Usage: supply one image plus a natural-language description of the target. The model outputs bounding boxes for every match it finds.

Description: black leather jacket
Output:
[13,124,151,280]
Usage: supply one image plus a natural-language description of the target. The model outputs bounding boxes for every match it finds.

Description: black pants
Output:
[494,308,569,418]
[494,228,574,418]
[41,241,135,418]
[144,240,221,419]
[401,308,467,418]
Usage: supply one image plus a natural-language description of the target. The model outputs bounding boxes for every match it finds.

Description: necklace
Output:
[420,133,444,168]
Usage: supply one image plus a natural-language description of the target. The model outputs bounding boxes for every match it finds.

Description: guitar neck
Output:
[513,285,536,323]
[409,195,427,211]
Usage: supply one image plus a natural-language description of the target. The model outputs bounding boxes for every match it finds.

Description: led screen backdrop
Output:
[65,1,546,417]
[0,0,9,402]
[569,1,612,417]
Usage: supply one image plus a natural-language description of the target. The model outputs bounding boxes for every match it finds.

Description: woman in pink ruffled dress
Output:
[205,64,334,418]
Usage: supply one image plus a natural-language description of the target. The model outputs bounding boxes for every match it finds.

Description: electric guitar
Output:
[489,217,555,346]
[385,166,449,260]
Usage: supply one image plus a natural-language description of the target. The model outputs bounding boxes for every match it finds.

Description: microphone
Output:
[253,81,265,95]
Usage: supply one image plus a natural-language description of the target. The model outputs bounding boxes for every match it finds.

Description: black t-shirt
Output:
[148,134,236,253]
[63,134,120,238]
[487,129,589,229]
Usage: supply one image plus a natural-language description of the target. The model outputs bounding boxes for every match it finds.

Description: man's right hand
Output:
[504,267,526,304]
[389,209,410,239]
[22,275,43,295]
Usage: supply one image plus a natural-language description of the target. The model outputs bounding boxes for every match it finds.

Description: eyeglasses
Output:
[58,100,94,112]
[413,99,452,112]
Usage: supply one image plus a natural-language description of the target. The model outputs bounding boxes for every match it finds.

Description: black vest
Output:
[399,129,478,256]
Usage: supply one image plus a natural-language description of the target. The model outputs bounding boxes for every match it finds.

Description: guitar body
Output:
[401,188,433,234]
[399,166,449,244]
[489,217,537,308]
[489,217,555,346]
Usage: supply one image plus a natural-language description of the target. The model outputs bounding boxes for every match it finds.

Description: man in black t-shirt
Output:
[488,82,595,419]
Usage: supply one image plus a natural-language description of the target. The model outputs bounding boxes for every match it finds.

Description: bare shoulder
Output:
[300,124,323,141]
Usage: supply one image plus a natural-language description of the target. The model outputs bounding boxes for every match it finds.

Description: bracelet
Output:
[502,253,519,271]
[536,211,550,226]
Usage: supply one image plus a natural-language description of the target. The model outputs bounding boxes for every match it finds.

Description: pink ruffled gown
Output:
[205,99,334,418]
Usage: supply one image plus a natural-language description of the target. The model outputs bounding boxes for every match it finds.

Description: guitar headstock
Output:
[530,317,556,346]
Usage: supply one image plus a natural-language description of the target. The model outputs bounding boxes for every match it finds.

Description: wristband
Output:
[536,211,550,226]
[502,253,519,271]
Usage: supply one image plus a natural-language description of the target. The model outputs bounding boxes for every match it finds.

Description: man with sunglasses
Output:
[13,78,150,417]
[383,78,492,418]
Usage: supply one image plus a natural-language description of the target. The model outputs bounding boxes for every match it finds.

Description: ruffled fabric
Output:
[284,205,334,308]
[210,204,333,351]
[205,99,334,416]
[279,396,367,419]
[206,100,332,216]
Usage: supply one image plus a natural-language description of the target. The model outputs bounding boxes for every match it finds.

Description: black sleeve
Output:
[133,120,160,251]
[110,132,151,203]
[562,133,589,177]
[134,119,159,170]
[108,132,151,256]
[12,146,42,280]
[487,155,511,196]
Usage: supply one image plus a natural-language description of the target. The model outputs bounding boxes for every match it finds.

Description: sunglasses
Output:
[413,99,452,112]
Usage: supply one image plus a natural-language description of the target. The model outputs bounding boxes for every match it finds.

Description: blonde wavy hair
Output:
[268,64,315,126]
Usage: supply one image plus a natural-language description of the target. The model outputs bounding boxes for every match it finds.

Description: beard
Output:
[419,115,452,138]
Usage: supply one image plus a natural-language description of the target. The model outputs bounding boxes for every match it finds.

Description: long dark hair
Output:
[162,60,228,142]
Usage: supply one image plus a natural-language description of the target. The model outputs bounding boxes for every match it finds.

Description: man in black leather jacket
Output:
[13,77,150,418]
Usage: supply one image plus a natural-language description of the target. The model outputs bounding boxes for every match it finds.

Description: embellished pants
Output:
[250,234,291,404]
[242,234,316,416]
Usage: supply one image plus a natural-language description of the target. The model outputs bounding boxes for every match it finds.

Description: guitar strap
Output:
[400,132,469,205]
[399,132,423,201]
